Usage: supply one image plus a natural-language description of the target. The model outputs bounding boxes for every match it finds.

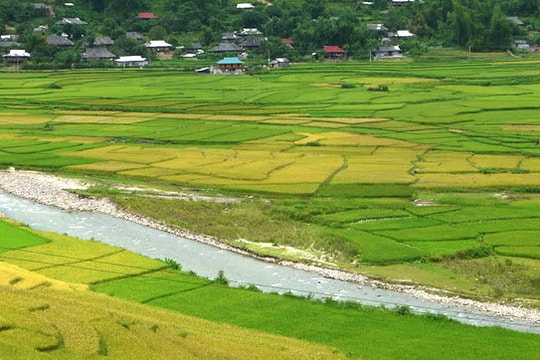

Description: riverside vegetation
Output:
[0,51,539,356]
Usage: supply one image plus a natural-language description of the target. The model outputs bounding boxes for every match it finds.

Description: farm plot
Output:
[0,220,49,253]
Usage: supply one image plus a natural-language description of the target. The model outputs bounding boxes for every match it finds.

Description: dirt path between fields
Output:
[0,168,539,327]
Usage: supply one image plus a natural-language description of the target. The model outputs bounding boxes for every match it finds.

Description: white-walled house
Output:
[115,56,148,67]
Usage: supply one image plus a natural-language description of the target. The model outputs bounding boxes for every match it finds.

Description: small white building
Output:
[270,58,290,68]
[395,30,414,38]
[237,3,254,10]
[514,40,529,50]
[115,56,148,67]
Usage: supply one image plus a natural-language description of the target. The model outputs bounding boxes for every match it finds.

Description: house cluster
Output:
[44,29,154,67]
[0,8,171,68]
[366,23,414,60]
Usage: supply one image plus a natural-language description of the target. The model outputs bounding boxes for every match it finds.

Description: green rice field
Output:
[0,55,539,304]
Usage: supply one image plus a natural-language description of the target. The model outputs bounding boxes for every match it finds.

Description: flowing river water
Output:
[0,189,538,334]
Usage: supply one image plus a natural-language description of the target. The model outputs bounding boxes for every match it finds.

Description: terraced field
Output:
[0,55,539,303]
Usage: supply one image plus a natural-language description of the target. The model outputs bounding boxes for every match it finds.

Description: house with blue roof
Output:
[216,57,245,74]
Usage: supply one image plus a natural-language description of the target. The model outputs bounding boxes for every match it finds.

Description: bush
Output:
[393,305,412,315]
[341,83,357,89]
[367,85,389,92]
[214,270,229,286]
[46,83,62,89]
[164,258,182,270]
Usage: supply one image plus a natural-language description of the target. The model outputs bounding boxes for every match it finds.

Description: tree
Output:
[242,10,267,29]
[487,5,512,50]
[449,1,473,47]
[106,0,147,17]
[148,25,168,41]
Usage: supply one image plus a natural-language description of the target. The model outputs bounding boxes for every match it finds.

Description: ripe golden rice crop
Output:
[416,151,476,173]
[306,121,347,128]
[262,119,311,125]
[295,131,413,147]
[520,157,540,171]
[0,262,84,291]
[469,154,523,169]
[0,115,50,124]
[119,167,182,178]
[71,145,178,164]
[288,145,375,155]
[68,161,147,172]
[308,117,388,124]
[332,159,415,184]
[53,110,121,115]
[54,115,153,124]
[414,172,540,188]
[264,154,343,184]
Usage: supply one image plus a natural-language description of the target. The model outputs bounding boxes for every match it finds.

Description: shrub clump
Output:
[46,83,63,89]
[341,83,357,89]
[164,258,182,270]
[367,85,389,92]
[214,270,229,286]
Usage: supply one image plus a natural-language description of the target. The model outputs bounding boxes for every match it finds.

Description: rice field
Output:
[0,219,537,359]
[0,57,539,303]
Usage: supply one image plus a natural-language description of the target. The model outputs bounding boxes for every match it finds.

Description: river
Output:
[0,189,538,334]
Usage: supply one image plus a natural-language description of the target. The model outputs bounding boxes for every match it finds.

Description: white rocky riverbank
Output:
[0,168,539,327]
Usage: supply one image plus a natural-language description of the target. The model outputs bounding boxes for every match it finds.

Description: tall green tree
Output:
[487,5,513,50]
[449,1,473,46]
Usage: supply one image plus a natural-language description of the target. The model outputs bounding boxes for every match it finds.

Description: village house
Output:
[506,16,525,27]
[281,38,295,48]
[126,32,144,41]
[514,40,529,50]
[93,36,114,47]
[3,49,31,67]
[210,43,243,54]
[115,56,148,67]
[323,45,345,59]
[145,40,173,58]
[367,24,388,31]
[241,37,266,50]
[372,45,404,59]
[137,12,158,20]
[31,3,53,17]
[216,57,245,74]
[46,35,74,47]
[394,30,414,38]
[270,58,290,68]
[81,47,116,61]
[392,0,415,5]
[236,3,254,10]
[221,32,239,42]
[56,17,87,25]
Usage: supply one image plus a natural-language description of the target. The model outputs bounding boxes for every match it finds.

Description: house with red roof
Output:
[281,38,295,47]
[323,45,344,59]
[138,12,158,20]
